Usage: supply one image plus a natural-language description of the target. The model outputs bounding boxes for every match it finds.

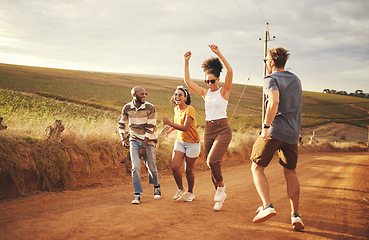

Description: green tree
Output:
[355,90,365,98]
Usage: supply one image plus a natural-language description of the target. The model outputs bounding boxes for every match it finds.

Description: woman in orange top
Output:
[163,86,201,202]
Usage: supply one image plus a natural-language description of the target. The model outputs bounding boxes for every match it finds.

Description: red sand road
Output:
[0,152,368,240]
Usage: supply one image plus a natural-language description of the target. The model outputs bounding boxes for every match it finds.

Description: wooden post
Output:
[45,120,65,142]
[0,117,7,130]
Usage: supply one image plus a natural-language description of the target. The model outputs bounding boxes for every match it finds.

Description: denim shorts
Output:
[173,140,201,158]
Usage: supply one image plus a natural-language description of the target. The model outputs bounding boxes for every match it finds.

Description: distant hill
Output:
[1,63,368,128]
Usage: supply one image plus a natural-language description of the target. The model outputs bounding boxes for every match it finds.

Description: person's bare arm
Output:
[183,51,207,98]
[261,89,279,141]
[209,45,233,101]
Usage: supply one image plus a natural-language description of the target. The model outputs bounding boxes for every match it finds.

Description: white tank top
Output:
[204,87,228,121]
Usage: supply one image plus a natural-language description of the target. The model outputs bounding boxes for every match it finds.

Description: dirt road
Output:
[1,152,368,240]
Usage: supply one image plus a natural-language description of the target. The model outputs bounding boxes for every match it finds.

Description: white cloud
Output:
[0,0,368,93]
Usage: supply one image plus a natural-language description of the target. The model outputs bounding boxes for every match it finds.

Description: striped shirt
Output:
[118,100,158,146]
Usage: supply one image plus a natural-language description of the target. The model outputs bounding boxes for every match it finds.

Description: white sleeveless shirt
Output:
[204,87,228,121]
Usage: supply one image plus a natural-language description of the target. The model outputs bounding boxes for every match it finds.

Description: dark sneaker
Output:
[291,213,305,231]
[252,203,277,223]
[131,194,141,204]
[154,187,161,200]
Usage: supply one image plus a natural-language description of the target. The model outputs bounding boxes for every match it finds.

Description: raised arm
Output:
[163,116,193,132]
[209,45,233,100]
[184,51,207,98]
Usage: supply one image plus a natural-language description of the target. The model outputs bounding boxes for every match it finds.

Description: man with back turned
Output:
[250,47,305,231]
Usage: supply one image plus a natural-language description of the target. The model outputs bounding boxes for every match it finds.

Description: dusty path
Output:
[1,153,368,240]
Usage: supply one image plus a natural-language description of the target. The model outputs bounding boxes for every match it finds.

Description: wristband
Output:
[263,124,270,129]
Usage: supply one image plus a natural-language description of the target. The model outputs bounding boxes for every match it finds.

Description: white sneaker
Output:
[214,189,227,202]
[252,204,277,223]
[184,192,195,202]
[291,213,305,231]
[131,194,141,204]
[173,189,186,201]
[214,199,226,211]
[214,192,227,211]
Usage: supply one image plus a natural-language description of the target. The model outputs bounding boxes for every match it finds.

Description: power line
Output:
[270,26,334,92]
[254,0,268,23]
[251,2,332,93]
[232,0,260,36]
[228,45,264,124]
[228,1,275,125]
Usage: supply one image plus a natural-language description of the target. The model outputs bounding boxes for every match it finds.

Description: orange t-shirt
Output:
[174,105,200,143]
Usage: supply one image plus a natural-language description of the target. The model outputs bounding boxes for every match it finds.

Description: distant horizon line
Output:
[1,62,366,94]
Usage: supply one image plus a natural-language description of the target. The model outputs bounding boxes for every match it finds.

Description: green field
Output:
[0,63,368,196]
[0,63,368,129]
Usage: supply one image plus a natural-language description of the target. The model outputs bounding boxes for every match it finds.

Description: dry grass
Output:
[299,141,368,153]
[0,63,368,197]
[1,116,368,198]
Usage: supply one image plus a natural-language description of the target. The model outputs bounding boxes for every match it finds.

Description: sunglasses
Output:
[204,79,217,84]
[137,92,148,96]
[174,93,184,97]
[263,58,273,63]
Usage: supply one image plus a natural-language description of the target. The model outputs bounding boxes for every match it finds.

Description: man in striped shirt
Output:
[118,86,161,204]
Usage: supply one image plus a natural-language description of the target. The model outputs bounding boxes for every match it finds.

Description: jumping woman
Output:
[183,45,233,211]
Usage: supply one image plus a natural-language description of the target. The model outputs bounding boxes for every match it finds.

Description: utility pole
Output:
[259,22,275,127]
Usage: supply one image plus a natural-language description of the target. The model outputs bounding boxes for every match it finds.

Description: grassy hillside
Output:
[1,63,368,129]
[0,63,368,197]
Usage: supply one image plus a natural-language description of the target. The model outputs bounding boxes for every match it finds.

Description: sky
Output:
[1,0,369,93]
